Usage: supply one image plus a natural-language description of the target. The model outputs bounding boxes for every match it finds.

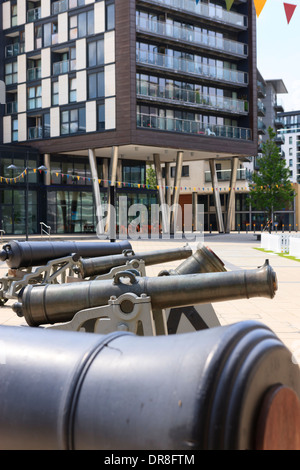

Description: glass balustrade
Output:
[27,67,42,81]
[136,17,247,57]
[5,43,25,58]
[27,7,41,22]
[136,113,252,140]
[136,49,248,86]
[136,79,248,114]
[28,126,43,140]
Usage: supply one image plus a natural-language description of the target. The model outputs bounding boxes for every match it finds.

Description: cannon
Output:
[76,244,193,279]
[0,321,299,450]
[13,261,277,333]
[0,239,132,268]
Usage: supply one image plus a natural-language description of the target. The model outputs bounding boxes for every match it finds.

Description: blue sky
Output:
[256,0,300,111]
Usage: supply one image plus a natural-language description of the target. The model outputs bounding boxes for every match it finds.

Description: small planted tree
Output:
[146,166,157,189]
[248,127,296,230]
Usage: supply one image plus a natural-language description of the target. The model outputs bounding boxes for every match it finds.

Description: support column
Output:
[170,151,183,233]
[154,153,169,234]
[106,146,118,235]
[44,154,51,186]
[209,158,224,233]
[88,148,104,235]
[103,158,109,188]
[226,157,238,233]
[165,162,171,206]
[192,191,198,231]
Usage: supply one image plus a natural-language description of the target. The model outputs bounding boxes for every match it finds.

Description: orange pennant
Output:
[284,3,297,24]
[254,0,267,17]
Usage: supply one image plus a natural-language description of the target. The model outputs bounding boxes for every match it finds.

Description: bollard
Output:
[0,321,299,450]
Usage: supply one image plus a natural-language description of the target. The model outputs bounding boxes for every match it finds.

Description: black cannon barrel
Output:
[0,321,299,450]
[158,243,226,276]
[78,244,193,278]
[14,261,277,327]
[0,239,132,268]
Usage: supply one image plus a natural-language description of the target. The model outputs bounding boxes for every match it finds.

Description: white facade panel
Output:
[105,97,116,130]
[41,48,51,78]
[41,0,51,19]
[18,112,27,142]
[104,31,115,65]
[94,1,105,34]
[59,74,69,105]
[17,83,27,113]
[76,70,87,102]
[50,108,60,137]
[86,101,97,132]
[42,78,51,109]
[17,0,26,25]
[3,116,12,144]
[104,64,115,98]
[25,23,34,52]
[58,12,68,44]
[2,2,11,30]
[76,39,87,71]
[17,55,27,84]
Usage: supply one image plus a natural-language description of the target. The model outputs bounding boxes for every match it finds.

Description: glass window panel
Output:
[78,12,87,38]
[87,10,94,35]
[88,73,97,99]
[96,40,104,65]
[88,42,96,67]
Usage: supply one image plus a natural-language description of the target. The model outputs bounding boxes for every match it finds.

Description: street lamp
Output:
[7,160,47,241]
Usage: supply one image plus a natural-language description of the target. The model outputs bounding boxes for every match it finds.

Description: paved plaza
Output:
[0,232,299,366]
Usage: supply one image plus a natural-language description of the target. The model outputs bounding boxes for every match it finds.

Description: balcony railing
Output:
[141,0,247,29]
[52,0,68,15]
[5,43,25,58]
[137,113,252,140]
[205,168,252,182]
[6,101,18,114]
[136,17,248,57]
[136,49,248,86]
[53,59,76,75]
[136,79,248,114]
[27,67,42,81]
[28,126,43,140]
[27,7,41,22]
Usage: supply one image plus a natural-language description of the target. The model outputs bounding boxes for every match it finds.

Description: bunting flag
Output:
[225,0,234,11]
[253,0,267,17]
[284,2,297,23]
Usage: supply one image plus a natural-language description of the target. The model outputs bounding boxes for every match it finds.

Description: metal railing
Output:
[40,223,51,238]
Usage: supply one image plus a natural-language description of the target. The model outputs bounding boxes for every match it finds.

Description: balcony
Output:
[52,0,68,15]
[53,59,76,75]
[5,43,25,58]
[27,67,42,81]
[136,17,247,58]
[140,0,247,29]
[137,113,252,140]
[6,101,18,114]
[136,49,248,86]
[274,118,284,129]
[204,168,252,182]
[258,118,266,135]
[27,7,41,22]
[257,100,266,116]
[28,126,43,140]
[136,79,248,114]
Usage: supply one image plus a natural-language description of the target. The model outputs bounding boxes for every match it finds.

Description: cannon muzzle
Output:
[0,321,299,449]
[1,239,132,268]
[14,260,277,327]
[77,244,193,278]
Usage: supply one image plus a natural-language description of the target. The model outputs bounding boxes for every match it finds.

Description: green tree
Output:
[146,166,157,189]
[248,127,296,229]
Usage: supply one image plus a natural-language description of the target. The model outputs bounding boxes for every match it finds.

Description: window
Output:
[289,148,293,156]
[11,4,17,27]
[97,104,105,130]
[69,78,77,102]
[44,113,50,138]
[289,136,293,145]
[27,85,42,110]
[69,11,94,40]
[5,62,18,85]
[88,39,104,67]
[61,108,86,134]
[170,165,189,178]
[106,4,115,30]
[12,119,18,142]
[289,159,293,167]
[88,71,104,99]
[35,25,42,49]
[52,81,59,106]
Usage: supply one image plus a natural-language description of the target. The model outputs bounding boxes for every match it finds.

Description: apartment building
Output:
[0,0,257,235]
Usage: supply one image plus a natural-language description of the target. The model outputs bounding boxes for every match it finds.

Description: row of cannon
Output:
[0,239,299,450]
